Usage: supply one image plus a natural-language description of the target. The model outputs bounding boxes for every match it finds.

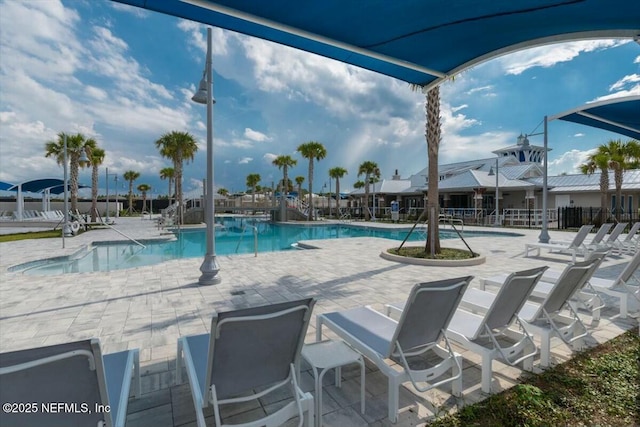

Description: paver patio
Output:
[0,218,636,426]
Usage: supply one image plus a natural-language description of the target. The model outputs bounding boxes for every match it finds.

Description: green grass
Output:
[0,230,61,242]
[388,246,476,259]
[430,329,640,427]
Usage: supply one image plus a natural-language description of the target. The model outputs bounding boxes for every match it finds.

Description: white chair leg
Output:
[388,375,400,423]
[306,394,315,427]
[481,353,492,394]
[620,295,628,319]
[359,358,365,415]
[176,339,183,385]
[451,354,463,397]
[539,330,551,368]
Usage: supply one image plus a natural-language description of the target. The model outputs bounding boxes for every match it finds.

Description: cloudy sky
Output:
[1,0,639,198]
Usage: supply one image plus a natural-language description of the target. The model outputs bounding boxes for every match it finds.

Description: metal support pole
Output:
[493,158,500,227]
[114,176,119,218]
[62,134,72,246]
[105,167,110,223]
[198,27,221,285]
[538,115,550,243]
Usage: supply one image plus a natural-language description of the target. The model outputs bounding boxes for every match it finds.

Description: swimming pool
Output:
[10,220,520,275]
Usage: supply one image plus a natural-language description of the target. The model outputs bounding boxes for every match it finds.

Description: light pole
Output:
[105,168,119,223]
[488,158,500,227]
[519,119,550,242]
[193,27,221,285]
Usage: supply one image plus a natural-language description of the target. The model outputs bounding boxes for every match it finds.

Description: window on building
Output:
[611,195,616,213]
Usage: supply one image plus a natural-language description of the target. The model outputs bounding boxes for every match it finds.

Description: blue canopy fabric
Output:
[112,0,640,89]
[550,96,640,140]
[0,181,14,191]
[8,179,89,194]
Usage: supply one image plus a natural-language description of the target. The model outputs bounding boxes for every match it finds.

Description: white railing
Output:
[502,209,557,227]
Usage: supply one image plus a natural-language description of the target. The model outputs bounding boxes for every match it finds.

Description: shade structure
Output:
[9,179,65,193]
[112,0,640,89]
[0,181,14,191]
[7,179,89,194]
[550,96,640,140]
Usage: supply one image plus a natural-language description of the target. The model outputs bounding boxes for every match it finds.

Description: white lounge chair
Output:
[524,224,593,263]
[0,338,139,427]
[176,299,316,427]
[595,222,628,253]
[386,267,548,394]
[464,258,600,367]
[614,221,640,254]
[568,223,611,249]
[482,249,610,321]
[316,277,472,423]
[555,250,639,319]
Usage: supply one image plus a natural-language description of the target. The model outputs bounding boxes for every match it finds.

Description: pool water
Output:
[10,220,518,275]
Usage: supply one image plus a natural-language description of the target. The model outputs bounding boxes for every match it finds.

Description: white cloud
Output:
[465,86,494,96]
[110,2,150,18]
[635,55,640,64]
[244,128,271,142]
[574,133,585,137]
[609,74,640,91]
[547,149,595,176]
[498,40,628,75]
[238,157,253,164]
[263,153,278,163]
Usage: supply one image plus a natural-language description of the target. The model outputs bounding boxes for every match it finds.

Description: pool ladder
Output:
[235,225,258,257]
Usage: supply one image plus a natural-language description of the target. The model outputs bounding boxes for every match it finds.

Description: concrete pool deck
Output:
[0,217,637,426]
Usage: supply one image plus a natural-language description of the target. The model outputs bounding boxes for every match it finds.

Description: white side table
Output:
[301,340,365,427]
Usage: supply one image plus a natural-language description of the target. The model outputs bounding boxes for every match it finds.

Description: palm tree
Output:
[45,132,96,212]
[246,173,261,205]
[297,141,327,220]
[580,139,640,222]
[272,155,297,221]
[217,188,229,197]
[159,167,175,204]
[357,161,380,221]
[295,176,305,201]
[600,139,640,220]
[137,184,151,213]
[410,84,443,255]
[155,131,199,224]
[328,167,348,218]
[123,170,140,215]
[88,147,105,222]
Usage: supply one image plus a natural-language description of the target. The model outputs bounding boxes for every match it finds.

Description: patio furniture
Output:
[583,223,613,248]
[596,222,628,252]
[482,248,610,321]
[316,277,472,423]
[301,340,365,427]
[176,298,316,427]
[614,221,640,254]
[0,338,140,427]
[524,224,593,263]
[387,267,548,394]
[464,258,601,367]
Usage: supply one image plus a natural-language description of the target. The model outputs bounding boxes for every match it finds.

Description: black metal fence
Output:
[558,207,639,230]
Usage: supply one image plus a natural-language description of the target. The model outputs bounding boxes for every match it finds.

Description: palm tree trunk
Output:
[175,159,183,224]
[128,182,134,215]
[70,153,79,213]
[364,173,371,221]
[615,169,623,221]
[91,164,98,222]
[335,178,340,217]
[308,160,314,221]
[600,169,609,223]
[425,86,441,255]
